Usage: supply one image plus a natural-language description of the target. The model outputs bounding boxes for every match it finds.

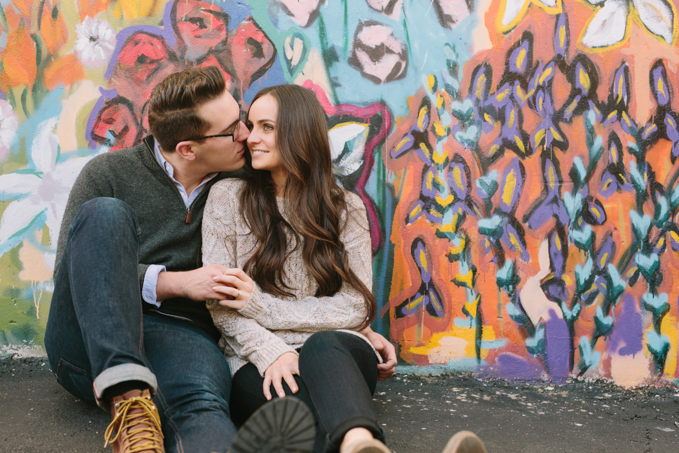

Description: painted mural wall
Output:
[1,0,678,387]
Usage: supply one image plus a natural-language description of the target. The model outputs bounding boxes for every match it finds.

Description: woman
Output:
[202,84,390,453]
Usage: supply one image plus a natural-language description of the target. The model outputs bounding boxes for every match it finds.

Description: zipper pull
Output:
[186,210,192,224]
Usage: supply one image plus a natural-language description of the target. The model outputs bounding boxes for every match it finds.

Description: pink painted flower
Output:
[432,0,472,29]
[274,0,324,27]
[349,21,408,84]
[366,0,403,18]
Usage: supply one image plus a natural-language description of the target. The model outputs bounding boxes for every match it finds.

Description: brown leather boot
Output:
[104,389,164,453]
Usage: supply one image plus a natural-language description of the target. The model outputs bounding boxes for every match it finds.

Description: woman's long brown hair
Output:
[240,84,376,330]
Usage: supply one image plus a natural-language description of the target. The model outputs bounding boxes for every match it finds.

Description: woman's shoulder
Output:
[211,177,246,194]
[342,190,367,214]
[340,189,369,230]
[205,178,246,219]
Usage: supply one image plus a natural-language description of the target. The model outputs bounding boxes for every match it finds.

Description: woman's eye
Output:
[263,124,274,131]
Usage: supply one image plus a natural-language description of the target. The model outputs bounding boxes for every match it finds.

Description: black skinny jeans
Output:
[230,331,385,453]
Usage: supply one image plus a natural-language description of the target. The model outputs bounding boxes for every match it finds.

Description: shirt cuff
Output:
[142,265,166,307]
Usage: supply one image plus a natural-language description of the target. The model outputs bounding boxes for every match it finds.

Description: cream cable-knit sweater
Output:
[202,179,374,377]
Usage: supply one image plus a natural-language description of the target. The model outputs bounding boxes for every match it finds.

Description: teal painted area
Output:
[396,359,485,375]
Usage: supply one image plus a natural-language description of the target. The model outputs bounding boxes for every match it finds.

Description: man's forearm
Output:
[156,271,187,301]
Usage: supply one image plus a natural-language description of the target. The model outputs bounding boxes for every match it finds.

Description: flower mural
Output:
[0,0,678,387]
[0,116,99,264]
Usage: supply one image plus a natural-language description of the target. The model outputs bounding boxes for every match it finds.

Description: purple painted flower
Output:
[492,102,533,159]
[640,60,679,162]
[391,97,432,164]
[554,13,569,59]
[599,132,633,199]
[581,196,607,226]
[498,158,524,215]
[395,238,444,318]
[561,54,600,122]
[602,62,635,133]
[524,158,569,229]
[507,32,532,76]
[541,229,569,302]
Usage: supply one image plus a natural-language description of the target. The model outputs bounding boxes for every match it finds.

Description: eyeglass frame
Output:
[180,112,245,143]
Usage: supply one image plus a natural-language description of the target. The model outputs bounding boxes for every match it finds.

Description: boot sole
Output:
[442,430,486,453]
[230,397,315,453]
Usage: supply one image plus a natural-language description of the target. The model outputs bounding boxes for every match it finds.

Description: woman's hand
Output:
[263,352,299,400]
[212,268,254,310]
[360,328,397,380]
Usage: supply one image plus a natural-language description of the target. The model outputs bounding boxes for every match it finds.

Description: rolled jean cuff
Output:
[327,416,385,452]
[93,363,158,410]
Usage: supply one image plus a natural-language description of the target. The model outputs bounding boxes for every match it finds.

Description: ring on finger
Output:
[237,289,241,298]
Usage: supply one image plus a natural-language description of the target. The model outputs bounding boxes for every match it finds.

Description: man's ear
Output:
[175,141,196,161]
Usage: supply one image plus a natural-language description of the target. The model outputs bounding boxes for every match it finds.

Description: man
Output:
[44,66,396,453]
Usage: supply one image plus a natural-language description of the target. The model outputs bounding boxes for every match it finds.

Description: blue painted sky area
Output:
[247,0,478,119]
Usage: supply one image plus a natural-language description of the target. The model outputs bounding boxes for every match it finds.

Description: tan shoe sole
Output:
[442,431,486,453]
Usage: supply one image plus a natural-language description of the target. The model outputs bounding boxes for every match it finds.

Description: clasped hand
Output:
[211,268,254,310]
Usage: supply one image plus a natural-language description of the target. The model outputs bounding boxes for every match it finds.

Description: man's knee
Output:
[71,197,138,237]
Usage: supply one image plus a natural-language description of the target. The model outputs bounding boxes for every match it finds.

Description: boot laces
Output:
[104,395,164,453]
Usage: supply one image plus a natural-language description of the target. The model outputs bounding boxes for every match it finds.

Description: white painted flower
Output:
[329,122,370,182]
[582,0,674,48]
[0,100,19,161]
[75,16,116,67]
[500,0,559,32]
[0,117,99,268]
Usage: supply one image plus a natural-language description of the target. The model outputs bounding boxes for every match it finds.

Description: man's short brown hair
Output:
[148,66,226,152]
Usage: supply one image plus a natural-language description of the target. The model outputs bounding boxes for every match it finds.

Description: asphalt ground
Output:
[1,357,678,452]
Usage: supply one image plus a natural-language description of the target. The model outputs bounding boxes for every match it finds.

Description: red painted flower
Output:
[172,0,229,61]
[109,31,181,112]
[226,18,276,99]
[91,97,142,151]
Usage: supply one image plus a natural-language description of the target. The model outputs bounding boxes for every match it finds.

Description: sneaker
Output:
[442,431,486,453]
[229,397,315,453]
[343,438,391,453]
[104,389,164,453]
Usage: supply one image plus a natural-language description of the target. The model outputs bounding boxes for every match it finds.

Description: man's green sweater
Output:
[55,136,230,337]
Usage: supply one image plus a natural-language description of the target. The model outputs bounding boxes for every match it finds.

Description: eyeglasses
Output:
[182,113,244,143]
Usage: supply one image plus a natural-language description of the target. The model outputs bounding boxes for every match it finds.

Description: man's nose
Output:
[238,121,250,142]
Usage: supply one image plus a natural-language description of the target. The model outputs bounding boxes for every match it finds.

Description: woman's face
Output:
[247,94,284,178]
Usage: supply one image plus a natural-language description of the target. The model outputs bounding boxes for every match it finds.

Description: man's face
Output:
[190,90,249,173]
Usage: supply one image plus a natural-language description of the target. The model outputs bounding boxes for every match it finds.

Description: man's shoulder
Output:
[83,143,149,174]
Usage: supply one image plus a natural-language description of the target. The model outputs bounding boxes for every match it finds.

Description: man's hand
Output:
[212,268,255,310]
[263,352,299,400]
[361,328,397,380]
[156,264,228,301]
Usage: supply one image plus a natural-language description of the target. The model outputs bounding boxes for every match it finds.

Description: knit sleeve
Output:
[237,192,372,332]
[203,180,298,375]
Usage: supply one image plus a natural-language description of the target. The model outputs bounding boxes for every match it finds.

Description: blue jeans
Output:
[230,331,384,453]
[44,198,237,453]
